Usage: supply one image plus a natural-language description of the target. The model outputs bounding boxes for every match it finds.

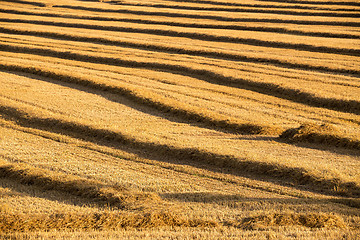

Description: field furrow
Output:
[2,50,359,129]
[3,8,360,39]
[0,72,359,196]
[1,26,359,75]
[0,0,359,238]
[1,38,359,116]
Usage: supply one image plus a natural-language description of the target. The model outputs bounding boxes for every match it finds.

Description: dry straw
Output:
[0,63,281,135]
[0,211,217,233]
[280,123,360,150]
[0,160,161,210]
[1,105,359,197]
[230,212,348,230]
[0,160,217,232]
[0,40,358,114]
[1,18,360,56]
[0,8,358,39]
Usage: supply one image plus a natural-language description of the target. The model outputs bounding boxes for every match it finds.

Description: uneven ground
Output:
[0,0,359,239]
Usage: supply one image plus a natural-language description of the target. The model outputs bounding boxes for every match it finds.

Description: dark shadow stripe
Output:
[256,0,360,7]
[0,64,279,135]
[115,2,360,18]
[1,8,358,39]
[0,0,46,7]
[1,18,359,57]
[1,105,359,198]
[162,0,360,10]
[0,163,159,210]
[1,26,359,77]
[0,43,359,114]
[53,4,360,27]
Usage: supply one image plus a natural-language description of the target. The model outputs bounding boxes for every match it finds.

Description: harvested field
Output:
[0,0,359,238]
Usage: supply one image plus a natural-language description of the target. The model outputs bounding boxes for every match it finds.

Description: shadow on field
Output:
[0,177,100,209]
[6,70,239,135]
[3,71,359,200]
[2,42,359,115]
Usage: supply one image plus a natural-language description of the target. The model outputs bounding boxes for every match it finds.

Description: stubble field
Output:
[0,0,359,239]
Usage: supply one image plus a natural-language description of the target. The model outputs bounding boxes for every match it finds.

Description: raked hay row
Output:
[0,0,359,239]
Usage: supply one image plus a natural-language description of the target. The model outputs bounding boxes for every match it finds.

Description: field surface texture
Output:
[0,0,359,239]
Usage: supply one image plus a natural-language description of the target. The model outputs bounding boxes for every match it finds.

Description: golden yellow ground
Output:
[0,0,359,238]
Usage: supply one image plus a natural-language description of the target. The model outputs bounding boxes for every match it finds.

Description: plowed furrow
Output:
[1,42,359,114]
[2,28,358,90]
[163,0,360,9]
[2,52,358,132]
[52,4,360,26]
[1,0,359,236]
[2,18,357,57]
[0,63,279,135]
[0,120,314,200]
[1,104,359,197]
[4,49,359,131]
[2,9,358,39]
[0,0,45,7]
[1,26,358,75]
[3,3,359,27]
[256,0,360,7]
[115,2,360,18]
[0,160,161,210]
